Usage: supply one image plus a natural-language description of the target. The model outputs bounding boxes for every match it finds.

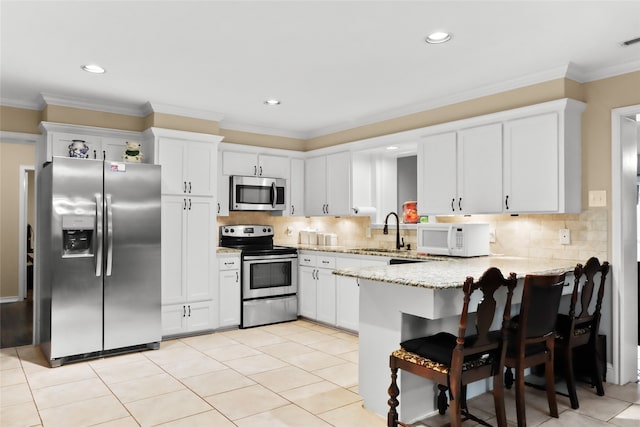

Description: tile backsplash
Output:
[217,208,608,261]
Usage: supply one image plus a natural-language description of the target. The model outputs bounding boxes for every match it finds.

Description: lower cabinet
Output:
[218,254,241,328]
[161,301,216,336]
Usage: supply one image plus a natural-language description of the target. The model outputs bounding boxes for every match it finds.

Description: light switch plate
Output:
[559,229,571,245]
[589,190,607,207]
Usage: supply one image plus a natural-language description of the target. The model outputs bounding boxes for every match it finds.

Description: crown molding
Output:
[143,102,224,122]
[39,93,148,117]
[0,131,40,144]
[0,98,42,110]
[580,58,640,83]
[219,119,308,140]
[304,64,573,139]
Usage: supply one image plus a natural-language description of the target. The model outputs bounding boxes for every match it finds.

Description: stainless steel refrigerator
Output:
[37,156,161,367]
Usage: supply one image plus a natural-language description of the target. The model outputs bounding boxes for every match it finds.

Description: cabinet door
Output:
[185,141,215,197]
[289,158,305,216]
[186,300,217,332]
[219,268,241,327]
[161,196,187,305]
[50,132,102,160]
[161,304,187,336]
[325,152,351,215]
[336,276,359,332]
[305,156,327,216]
[418,132,458,215]
[298,266,317,319]
[457,124,503,214]
[258,154,289,178]
[158,139,186,195]
[185,198,215,301]
[316,268,336,325]
[504,113,559,212]
[222,151,258,176]
[217,175,230,216]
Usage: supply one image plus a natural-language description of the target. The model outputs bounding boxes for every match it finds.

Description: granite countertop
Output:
[216,247,242,255]
[296,245,442,261]
[333,256,579,289]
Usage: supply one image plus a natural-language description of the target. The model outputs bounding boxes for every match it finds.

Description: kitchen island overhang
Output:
[333,256,579,423]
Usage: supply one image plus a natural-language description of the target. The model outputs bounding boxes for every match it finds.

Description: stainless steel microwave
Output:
[230,175,286,211]
[417,223,490,257]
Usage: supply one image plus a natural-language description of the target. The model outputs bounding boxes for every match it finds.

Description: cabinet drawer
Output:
[218,256,240,270]
[317,256,336,269]
[298,254,317,267]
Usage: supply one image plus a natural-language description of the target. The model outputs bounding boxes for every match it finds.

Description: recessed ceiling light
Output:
[81,64,106,74]
[264,99,281,106]
[386,146,399,151]
[425,31,452,44]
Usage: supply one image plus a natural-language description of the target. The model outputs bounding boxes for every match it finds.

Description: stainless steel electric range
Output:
[219,225,298,328]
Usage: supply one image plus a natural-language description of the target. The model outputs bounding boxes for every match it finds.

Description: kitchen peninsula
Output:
[333,256,578,423]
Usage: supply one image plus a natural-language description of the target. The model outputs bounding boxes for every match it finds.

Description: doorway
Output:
[0,166,35,348]
[611,106,640,384]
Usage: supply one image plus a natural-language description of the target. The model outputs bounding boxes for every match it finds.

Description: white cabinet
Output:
[161,196,217,336]
[288,158,305,216]
[222,151,289,179]
[217,174,229,216]
[37,123,153,172]
[157,138,216,197]
[418,124,502,215]
[417,99,585,215]
[161,300,217,336]
[298,252,336,323]
[503,112,571,213]
[305,152,351,216]
[335,256,387,332]
[218,254,241,328]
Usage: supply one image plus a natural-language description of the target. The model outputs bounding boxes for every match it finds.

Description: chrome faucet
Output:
[383,211,405,250]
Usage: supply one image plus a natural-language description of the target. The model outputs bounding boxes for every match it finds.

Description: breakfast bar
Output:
[333,256,578,423]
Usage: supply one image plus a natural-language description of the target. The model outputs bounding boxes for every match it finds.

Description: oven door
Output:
[243,254,298,299]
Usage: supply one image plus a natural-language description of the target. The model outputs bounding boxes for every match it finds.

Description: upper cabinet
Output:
[418,99,585,215]
[418,124,502,215]
[147,128,222,197]
[305,152,352,216]
[289,158,305,216]
[222,151,289,179]
[38,123,153,171]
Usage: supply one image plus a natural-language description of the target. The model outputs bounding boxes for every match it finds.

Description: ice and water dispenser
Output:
[62,215,95,257]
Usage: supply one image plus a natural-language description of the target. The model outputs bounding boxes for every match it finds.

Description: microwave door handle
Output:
[271,181,277,208]
[447,225,454,255]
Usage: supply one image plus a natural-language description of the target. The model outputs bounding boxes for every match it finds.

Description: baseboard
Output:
[0,296,20,303]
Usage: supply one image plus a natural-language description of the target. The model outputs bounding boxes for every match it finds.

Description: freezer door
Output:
[49,157,104,358]
[103,161,161,350]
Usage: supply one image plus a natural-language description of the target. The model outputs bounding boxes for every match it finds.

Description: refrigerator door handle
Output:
[106,194,114,276]
[95,193,103,277]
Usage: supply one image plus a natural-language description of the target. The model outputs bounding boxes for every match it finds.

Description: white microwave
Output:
[417,223,490,257]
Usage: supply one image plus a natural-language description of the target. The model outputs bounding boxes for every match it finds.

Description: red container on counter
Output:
[402,201,418,223]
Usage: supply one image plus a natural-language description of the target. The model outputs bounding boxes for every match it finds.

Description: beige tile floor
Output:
[0,319,638,427]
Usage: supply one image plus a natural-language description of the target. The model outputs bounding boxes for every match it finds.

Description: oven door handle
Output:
[243,254,298,261]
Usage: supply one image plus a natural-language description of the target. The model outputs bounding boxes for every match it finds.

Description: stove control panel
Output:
[220,224,273,237]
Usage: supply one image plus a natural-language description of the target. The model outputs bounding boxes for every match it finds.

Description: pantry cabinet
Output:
[305,152,351,216]
[222,150,289,179]
[218,254,241,328]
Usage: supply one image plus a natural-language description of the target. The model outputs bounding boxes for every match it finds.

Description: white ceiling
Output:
[1,1,639,140]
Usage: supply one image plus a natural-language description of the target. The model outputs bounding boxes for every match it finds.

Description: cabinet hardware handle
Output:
[183,305,186,317]
[451,198,455,211]
[188,199,192,210]
[93,149,97,159]
[217,202,220,214]
[102,150,106,159]
[254,165,257,176]
[291,205,294,215]
[184,182,187,193]
[458,197,462,211]
[188,182,192,194]
[235,271,239,282]
[259,166,263,176]
[505,195,509,210]
[183,199,187,210]
[188,305,191,317]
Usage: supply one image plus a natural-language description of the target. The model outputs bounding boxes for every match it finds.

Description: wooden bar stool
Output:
[504,272,566,427]
[387,267,517,427]
[555,257,610,409]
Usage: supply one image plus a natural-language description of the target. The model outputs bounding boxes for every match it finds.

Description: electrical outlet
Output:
[489,228,496,243]
[559,229,571,245]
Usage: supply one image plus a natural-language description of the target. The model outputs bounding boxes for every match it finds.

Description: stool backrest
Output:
[569,257,610,333]
[518,273,566,340]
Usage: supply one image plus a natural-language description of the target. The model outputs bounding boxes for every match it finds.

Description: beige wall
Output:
[1,71,639,297]
[0,142,35,298]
